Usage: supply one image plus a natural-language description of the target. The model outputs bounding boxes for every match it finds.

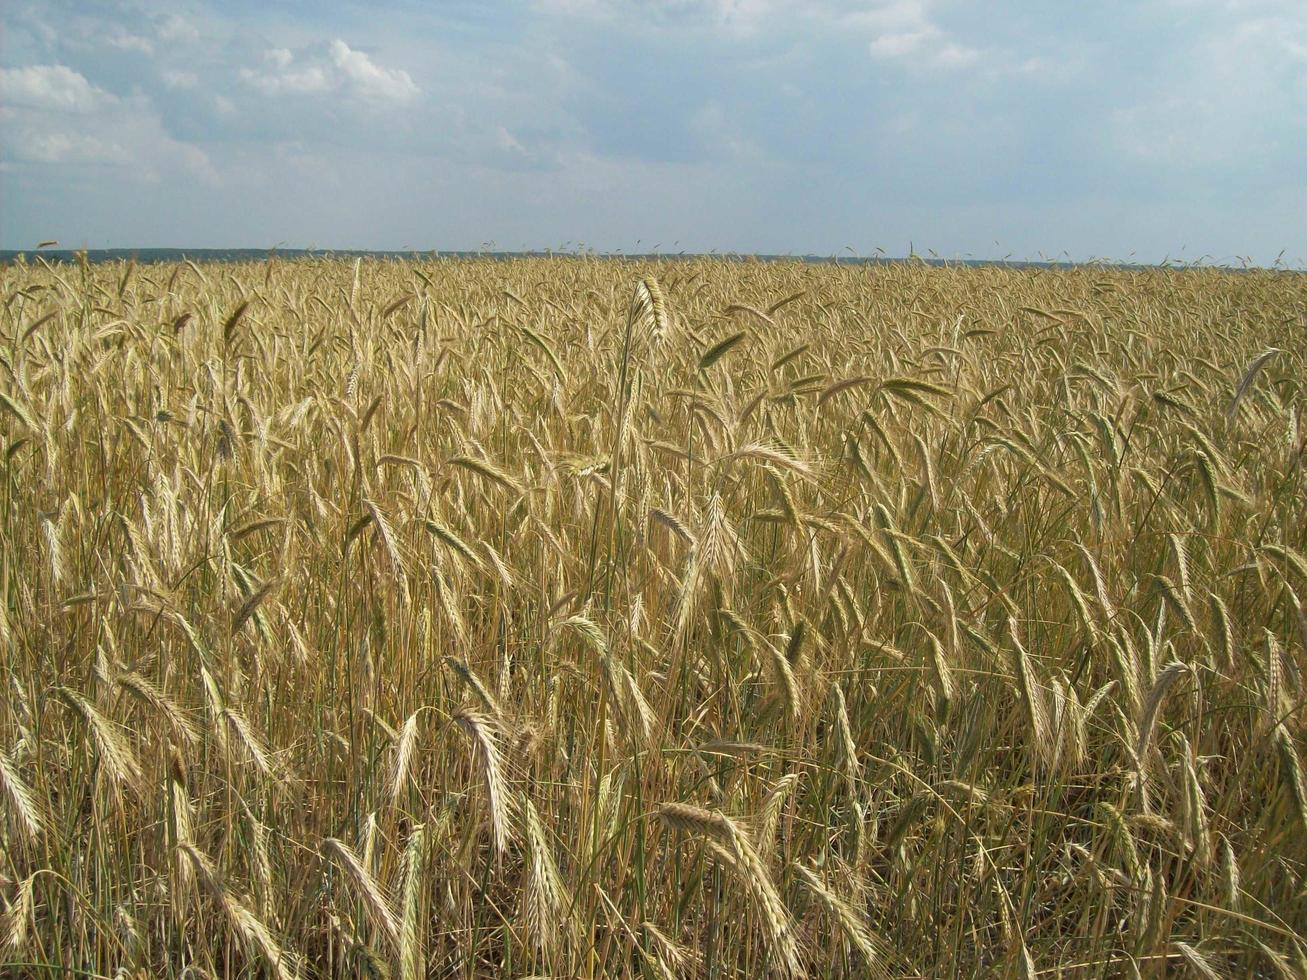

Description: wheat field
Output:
[1,255,1304,978]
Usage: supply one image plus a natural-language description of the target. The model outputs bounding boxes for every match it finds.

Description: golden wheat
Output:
[0,255,1303,976]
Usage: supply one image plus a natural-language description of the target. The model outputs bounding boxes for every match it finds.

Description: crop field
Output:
[0,255,1305,978]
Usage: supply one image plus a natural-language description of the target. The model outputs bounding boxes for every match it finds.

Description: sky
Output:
[1,0,1304,263]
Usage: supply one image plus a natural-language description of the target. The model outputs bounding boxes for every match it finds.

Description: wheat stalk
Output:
[454,707,514,857]
[322,836,400,946]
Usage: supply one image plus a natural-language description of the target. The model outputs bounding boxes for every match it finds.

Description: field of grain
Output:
[0,256,1304,977]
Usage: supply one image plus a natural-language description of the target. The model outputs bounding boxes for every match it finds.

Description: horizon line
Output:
[3,246,1303,273]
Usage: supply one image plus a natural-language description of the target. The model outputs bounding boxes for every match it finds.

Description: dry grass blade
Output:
[755,772,800,859]
[520,797,576,958]
[399,823,426,980]
[115,670,200,745]
[448,454,524,494]
[391,711,420,802]
[220,707,278,779]
[0,747,44,842]
[232,579,277,635]
[793,864,889,977]
[636,275,671,338]
[3,874,35,951]
[222,299,252,345]
[0,391,39,432]
[649,507,695,546]
[322,837,400,946]
[725,442,815,480]
[454,708,513,856]
[1274,724,1307,839]
[766,291,806,315]
[445,657,502,719]
[364,499,407,579]
[698,332,747,372]
[701,838,799,977]
[657,802,797,974]
[1135,662,1190,782]
[828,683,861,791]
[1226,348,1281,418]
[56,686,142,792]
[1175,941,1224,980]
[180,843,302,980]
[1005,620,1053,770]
[818,376,875,408]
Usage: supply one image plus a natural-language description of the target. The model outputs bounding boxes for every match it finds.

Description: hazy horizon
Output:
[5,246,1303,271]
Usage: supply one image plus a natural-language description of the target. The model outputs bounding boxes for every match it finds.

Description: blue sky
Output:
[1,0,1304,262]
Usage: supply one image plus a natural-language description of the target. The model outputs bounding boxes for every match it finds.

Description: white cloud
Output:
[329,40,420,102]
[239,48,331,95]
[239,41,419,103]
[274,141,341,186]
[1,68,217,184]
[858,2,982,69]
[157,15,200,46]
[842,0,931,34]
[104,25,154,56]
[1109,7,1307,170]
[532,0,784,33]
[18,131,131,165]
[494,126,528,155]
[690,99,762,158]
[0,64,113,112]
[161,69,198,89]
[267,48,295,71]
[868,27,980,68]
[536,0,983,66]
[868,29,933,57]
[934,42,980,68]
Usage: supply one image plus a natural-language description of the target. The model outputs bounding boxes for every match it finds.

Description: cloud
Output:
[239,41,419,103]
[494,126,528,155]
[932,41,981,68]
[1107,6,1307,172]
[690,99,762,158]
[17,131,131,165]
[274,141,341,186]
[535,0,983,69]
[103,25,154,56]
[0,64,113,112]
[0,60,216,185]
[531,0,728,23]
[161,70,198,89]
[3,103,215,178]
[329,40,420,102]
[157,14,200,46]
[859,3,981,69]
[239,49,331,95]
[868,29,933,57]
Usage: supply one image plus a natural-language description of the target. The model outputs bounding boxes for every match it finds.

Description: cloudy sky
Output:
[1,0,1304,262]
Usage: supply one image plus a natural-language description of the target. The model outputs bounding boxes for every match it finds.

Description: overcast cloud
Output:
[1,0,1303,262]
